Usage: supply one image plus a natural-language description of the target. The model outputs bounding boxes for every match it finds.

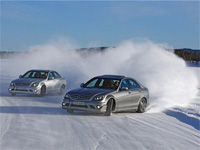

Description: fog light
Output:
[34,90,37,92]
[96,105,101,109]
[62,102,65,106]
[8,88,11,91]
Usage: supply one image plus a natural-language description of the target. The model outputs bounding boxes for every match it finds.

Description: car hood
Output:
[13,78,45,85]
[68,88,115,98]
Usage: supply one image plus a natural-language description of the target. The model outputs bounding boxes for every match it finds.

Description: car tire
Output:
[11,93,16,96]
[67,109,73,114]
[104,99,113,116]
[60,85,65,95]
[40,85,46,97]
[137,98,147,113]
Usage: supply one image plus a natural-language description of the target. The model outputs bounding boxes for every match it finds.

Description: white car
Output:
[8,70,66,96]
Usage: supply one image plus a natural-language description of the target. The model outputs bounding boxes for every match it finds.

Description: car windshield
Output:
[22,71,48,79]
[85,78,121,90]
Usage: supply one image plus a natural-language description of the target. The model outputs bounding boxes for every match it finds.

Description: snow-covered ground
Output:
[0,61,199,150]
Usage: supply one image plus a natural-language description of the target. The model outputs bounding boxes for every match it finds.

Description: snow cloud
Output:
[2,38,199,112]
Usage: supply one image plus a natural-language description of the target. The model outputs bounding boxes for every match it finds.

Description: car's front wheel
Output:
[137,98,147,113]
[40,85,46,97]
[104,99,113,116]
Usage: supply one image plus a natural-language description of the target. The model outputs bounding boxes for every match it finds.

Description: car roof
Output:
[28,69,53,72]
[96,75,125,79]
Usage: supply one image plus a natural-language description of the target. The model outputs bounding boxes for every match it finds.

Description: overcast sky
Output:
[1,1,199,51]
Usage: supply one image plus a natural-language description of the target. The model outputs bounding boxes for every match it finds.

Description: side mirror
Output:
[120,87,128,91]
[19,75,22,78]
[80,83,85,88]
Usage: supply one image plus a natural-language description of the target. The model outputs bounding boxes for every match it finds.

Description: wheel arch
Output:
[41,84,46,92]
[106,95,116,111]
[138,95,148,104]
[61,84,65,88]
[40,82,46,87]
[138,96,148,105]
[41,83,46,89]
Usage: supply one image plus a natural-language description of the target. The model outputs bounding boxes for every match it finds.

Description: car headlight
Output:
[65,94,70,99]
[31,82,39,87]
[10,82,14,86]
[93,95,105,101]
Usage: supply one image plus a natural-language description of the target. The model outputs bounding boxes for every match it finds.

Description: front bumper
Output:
[62,100,107,113]
[8,85,41,95]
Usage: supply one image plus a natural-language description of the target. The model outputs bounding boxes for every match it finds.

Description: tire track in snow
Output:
[0,114,12,142]
[146,113,199,137]
[94,132,107,150]
[125,114,200,147]
[0,97,16,142]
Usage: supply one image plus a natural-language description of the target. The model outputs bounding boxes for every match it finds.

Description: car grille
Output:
[15,83,30,86]
[70,94,92,101]
[16,89,28,92]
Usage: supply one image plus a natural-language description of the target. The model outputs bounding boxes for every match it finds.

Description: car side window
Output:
[99,79,104,87]
[31,72,37,78]
[128,79,140,89]
[53,72,61,79]
[121,80,129,89]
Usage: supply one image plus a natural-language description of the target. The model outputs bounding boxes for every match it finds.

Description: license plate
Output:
[17,87,25,90]
[73,102,85,105]
[17,86,23,89]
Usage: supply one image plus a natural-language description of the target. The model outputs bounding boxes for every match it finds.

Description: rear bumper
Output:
[8,86,41,95]
[62,100,107,113]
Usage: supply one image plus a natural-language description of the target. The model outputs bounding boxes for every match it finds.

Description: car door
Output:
[115,79,133,110]
[45,72,55,92]
[128,79,142,108]
[52,71,62,91]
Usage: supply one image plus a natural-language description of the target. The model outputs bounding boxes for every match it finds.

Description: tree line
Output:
[1,48,200,63]
[174,49,200,63]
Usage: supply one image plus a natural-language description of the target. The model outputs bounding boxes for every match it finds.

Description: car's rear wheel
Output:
[40,85,46,97]
[67,109,73,114]
[137,98,147,113]
[11,93,16,96]
[60,85,65,95]
[104,99,113,116]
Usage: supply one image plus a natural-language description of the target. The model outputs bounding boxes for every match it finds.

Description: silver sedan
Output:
[62,75,149,116]
[8,70,66,96]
